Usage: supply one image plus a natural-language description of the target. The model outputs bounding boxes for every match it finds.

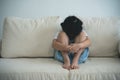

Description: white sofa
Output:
[0,16,120,80]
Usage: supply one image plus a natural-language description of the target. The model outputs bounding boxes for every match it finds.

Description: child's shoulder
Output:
[81,30,88,36]
[54,31,65,39]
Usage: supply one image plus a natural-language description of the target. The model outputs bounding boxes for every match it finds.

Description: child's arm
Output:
[78,36,91,49]
[76,31,91,49]
[69,37,91,52]
[69,32,91,52]
[52,39,69,52]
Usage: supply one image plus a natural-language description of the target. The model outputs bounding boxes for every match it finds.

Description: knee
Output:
[57,31,69,44]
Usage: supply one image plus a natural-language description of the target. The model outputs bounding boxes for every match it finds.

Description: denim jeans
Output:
[54,48,89,64]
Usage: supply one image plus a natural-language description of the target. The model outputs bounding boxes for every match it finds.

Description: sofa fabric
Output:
[0,16,120,80]
[80,17,120,57]
[1,16,61,57]
[0,58,69,80]
[70,58,120,80]
[0,58,120,80]
[1,17,120,58]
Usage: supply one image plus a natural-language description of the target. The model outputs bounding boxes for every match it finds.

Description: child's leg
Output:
[71,49,84,69]
[78,48,89,63]
[57,32,70,70]
[71,33,86,69]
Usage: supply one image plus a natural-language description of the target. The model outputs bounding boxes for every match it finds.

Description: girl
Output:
[52,16,91,70]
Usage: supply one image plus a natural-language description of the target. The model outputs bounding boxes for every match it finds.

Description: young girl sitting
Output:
[52,16,91,70]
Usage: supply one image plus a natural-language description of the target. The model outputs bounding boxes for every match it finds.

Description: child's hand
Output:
[62,45,71,53]
[69,43,81,53]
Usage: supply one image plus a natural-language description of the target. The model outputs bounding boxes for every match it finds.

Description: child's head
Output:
[61,16,83,40]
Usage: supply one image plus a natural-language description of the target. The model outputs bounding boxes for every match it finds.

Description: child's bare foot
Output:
[61,52,71,70]
[63,62,71,70]
[71,62,79,69]
[71,53,80,69]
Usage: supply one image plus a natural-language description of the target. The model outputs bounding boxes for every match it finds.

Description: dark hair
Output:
[61,16,83,40]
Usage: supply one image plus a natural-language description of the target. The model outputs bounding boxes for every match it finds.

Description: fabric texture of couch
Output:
[0,16,120,80]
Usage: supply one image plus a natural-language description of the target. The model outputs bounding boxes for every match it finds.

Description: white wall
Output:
[0,0,120,39]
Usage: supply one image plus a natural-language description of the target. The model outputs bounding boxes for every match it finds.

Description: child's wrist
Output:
[78,43,83,49]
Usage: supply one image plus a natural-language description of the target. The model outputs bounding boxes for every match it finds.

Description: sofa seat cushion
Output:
[70,58,120,80]
[0,58,69,80]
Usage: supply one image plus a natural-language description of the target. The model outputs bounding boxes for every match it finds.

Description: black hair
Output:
[61,16,83,40]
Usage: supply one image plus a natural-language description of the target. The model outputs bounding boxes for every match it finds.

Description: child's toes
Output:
[71,64,79,69]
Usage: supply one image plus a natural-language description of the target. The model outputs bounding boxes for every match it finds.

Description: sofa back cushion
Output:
[80,17,120,57]
[1,17,120,58]
[1,16,60,58]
